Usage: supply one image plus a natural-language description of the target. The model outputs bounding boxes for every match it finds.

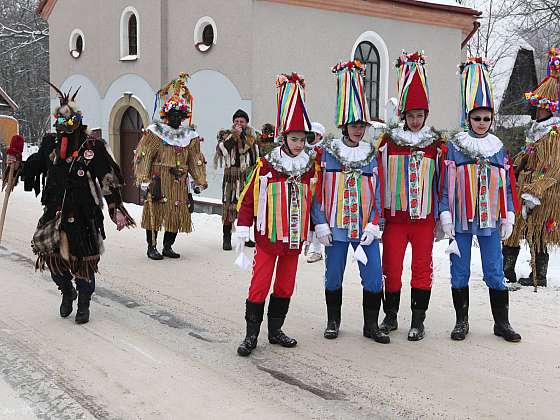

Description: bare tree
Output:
[0,0,50,144]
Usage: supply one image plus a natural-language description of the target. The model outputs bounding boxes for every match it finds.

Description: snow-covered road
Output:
[1,186,559,419]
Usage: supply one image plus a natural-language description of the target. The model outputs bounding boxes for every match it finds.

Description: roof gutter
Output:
[383,0,482,17]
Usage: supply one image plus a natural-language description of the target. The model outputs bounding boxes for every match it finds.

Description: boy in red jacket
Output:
[236,73,317,356]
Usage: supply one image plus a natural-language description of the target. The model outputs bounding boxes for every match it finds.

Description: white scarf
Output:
[526,117,560,144]
[389,125,438,147]
[147,122,200,147]
[331,138,373,162]
[267,147,311,176]
[451,131,503,158]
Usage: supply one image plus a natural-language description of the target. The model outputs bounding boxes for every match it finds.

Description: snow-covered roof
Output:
[492,39,535,110]
[417,0,470,8]
[0,86,18,112]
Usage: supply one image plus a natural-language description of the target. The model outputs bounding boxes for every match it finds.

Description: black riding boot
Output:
[362,290,390,344]
[379,290,400,334]
[223,224,232,251]
[146,230,163,260]
[162,231,180,258]
[267,295,297,347]
[408,288,431,341]
[324,288,342,339]
[451,287,469,341]
[519,252,549,287]
[237,300,265,357]
[58,278,77,318]
[489,288,521,342]
[502,246,520,283]
[75,291,93,324]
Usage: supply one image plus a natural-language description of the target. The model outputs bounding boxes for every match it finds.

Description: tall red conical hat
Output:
[275,73,312,136]
[396,51,429,117]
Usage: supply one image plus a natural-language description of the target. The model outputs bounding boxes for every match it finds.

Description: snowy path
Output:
[1,186,559,419]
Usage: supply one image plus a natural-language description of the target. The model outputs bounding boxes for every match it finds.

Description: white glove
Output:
[315,223,332,246]
[521,193,540,209]
[360,223,380,246]
[235,226,250,243]
[500,212,515,241]
[440,211,455,239]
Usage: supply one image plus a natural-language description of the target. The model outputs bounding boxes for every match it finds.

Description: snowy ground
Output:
[1,186,559,419]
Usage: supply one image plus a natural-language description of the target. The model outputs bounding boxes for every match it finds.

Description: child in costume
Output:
[377,51,446,341]
[440,58,521,342]
[502,48,560,288]
[306,122,326,263]
[312,61,388,344]
[236,73,317,356]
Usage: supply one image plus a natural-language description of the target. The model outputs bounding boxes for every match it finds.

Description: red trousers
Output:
[382,220,435,293]
[248,246,300,303]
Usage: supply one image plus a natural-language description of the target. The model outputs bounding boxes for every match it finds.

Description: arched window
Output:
[128,14,138,56]
[194,16,217,53]
[354,41,381,119]
[68,29,85,59]
[120,7,140,60]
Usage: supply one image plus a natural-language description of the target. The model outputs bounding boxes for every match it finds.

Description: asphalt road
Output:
[1,187,559,419]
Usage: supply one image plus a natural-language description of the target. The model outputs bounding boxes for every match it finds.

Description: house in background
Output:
[0,86,19,168]
[0,86,19,116]
[494,45,539,153]
[37,0,480,203]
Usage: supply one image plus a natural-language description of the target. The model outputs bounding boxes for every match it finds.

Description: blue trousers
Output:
[450,230,506,290]
[324,240,383,293]
[51,271,96,293]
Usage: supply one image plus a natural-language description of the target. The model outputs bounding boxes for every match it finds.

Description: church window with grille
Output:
[353,41,381,119]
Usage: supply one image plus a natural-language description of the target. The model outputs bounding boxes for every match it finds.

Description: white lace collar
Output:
[267,147,312,177]
[389,125,439,147]
[147,122,200,147]
[527,117,560,144]
[331,138,373,161]
[451,131,503,158]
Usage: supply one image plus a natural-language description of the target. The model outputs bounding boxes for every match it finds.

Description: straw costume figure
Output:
[502,48,560,288]
[134,72,208,260]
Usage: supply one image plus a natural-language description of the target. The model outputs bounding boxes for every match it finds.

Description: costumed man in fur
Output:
[18,83,135,324]
[215,109,259,250]
[312,61,388,344]
[502,48,560,288]
[134,72,208,260]
[236,73,317,357]
[377,52,446,341]
[440,58,521,342]
[305,122,326,264]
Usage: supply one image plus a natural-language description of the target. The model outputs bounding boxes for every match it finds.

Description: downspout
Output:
[161,0,169,85]
[461,21,480,50]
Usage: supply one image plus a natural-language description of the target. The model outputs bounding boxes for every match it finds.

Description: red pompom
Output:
[7,134,24,158]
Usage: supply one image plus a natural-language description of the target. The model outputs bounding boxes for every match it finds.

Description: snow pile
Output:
[22,143,38,160]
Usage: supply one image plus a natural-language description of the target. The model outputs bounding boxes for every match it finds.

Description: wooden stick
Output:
[0,165,15,244]
[531,241,538,293]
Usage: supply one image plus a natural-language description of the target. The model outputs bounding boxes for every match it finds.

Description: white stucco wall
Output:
[251,2,464,134]
[57,73,155,141]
